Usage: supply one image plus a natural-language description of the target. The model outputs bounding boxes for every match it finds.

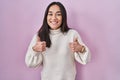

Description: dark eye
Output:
[56,13,62,16]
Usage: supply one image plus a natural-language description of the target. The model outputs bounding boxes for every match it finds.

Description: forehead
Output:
[48,5,61,12]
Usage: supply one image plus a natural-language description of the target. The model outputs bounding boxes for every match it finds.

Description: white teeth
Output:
[51,21,58,25]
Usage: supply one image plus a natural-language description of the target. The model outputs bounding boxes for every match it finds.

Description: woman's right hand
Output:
[32,37,46,52]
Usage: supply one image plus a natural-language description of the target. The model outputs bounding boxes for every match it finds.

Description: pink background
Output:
[0,0,120,80]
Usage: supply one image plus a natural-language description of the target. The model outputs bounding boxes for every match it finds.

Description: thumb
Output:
[73,37,78,42]
[37,36,41,42]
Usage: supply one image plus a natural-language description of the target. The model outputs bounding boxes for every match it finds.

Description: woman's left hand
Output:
[69,37,84,53]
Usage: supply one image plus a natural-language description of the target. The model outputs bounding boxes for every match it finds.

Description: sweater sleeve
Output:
[73,31,91,65]
[25,34,43,68]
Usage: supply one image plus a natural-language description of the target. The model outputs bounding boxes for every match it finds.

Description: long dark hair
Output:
[38,2,70,48]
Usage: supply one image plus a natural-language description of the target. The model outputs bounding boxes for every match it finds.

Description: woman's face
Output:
[47,5,62,30]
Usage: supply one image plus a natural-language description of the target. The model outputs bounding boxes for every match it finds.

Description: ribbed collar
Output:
[50,28,61,35]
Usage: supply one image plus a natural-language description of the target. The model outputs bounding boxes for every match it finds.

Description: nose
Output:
[52,14,57,20]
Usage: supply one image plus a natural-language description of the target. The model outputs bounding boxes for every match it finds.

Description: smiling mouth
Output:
[50,21,58,25]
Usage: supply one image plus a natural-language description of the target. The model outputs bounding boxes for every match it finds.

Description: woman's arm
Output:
[73,31,91,65]
[25,34,43,68]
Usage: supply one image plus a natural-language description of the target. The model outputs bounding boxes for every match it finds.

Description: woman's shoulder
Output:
[31,33,39,40]
[68,29,79,34]
[33,33,38,38]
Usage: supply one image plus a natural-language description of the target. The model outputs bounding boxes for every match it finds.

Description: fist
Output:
[32,40,46,52]
[69,37,83,53]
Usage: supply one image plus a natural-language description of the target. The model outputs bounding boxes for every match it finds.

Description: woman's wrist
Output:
[79,45,86,53]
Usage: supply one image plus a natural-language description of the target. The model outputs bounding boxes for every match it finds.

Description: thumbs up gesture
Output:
[69,37,85,53]
[32,37,46,52]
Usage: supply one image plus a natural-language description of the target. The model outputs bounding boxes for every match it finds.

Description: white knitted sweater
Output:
[25,28,90,80]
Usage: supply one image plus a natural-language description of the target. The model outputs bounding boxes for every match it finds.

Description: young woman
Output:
[25,2,90,80]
